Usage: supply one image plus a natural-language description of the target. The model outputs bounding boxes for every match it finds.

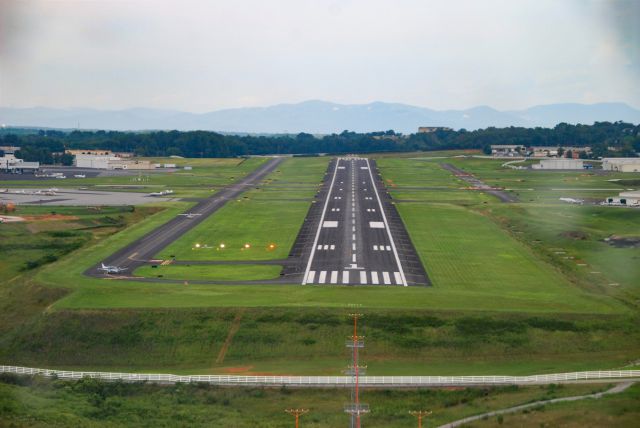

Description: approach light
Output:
[268,243,276,250]
[219,243,226,249]
[194,243,201,248]
[244,243,251,249]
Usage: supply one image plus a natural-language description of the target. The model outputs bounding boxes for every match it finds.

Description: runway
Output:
[296,157,429,286]
[85,157,284,278]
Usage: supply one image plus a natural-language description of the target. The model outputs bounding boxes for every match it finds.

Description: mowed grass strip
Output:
[157,200,309,261]
[397,202,614,309]
[156,157,328,262]
[134,264,282,281]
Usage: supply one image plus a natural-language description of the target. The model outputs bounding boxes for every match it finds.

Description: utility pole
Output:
[285,408,309,428]
[409,410,432,428]
[344,312,369,428]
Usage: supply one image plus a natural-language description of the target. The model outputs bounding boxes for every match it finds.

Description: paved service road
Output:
[85,157,284,278]
[301,156,423,286]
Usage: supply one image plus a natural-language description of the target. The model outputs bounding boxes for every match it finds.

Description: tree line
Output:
[1,121,638,164]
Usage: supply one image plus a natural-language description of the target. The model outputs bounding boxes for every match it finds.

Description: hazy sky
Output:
[1,0,638,112]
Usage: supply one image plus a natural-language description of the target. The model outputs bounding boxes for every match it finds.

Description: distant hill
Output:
[1,101,639,134]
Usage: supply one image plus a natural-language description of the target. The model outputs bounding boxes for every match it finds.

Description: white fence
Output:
[2,365,639,387]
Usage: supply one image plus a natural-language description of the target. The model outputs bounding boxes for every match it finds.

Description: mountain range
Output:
[1,101,639,134]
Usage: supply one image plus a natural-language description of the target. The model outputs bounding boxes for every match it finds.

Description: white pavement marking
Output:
[366,158,408,287]
[371,271,379,284]
[318,271,327,284]
[323,221,338,228]
[382,271,391,284]
[352,243,356,251]
[317,245,322,250]
[394,272,402,285]
[330,271,338,284]
[330,244,335,250]
[373,245,379,251]
[302,160,340,285]
[323,245,328,250]
[306,271,316,283]
[360,271,367,284]
[369,221,385,228]
[352,234,356,241]
[342,271,349,284]
[352,254,356,263]
[352,226,355,232]
[386,245,391,251]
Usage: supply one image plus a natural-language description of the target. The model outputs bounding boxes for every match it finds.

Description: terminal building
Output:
[602,158,640,173]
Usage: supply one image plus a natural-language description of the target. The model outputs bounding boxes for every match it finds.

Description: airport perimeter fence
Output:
[2,365,639,387]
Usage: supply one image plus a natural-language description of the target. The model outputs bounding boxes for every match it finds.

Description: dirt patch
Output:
[560,231,589,240]
[603,235,640,248]
[22,214,79,222]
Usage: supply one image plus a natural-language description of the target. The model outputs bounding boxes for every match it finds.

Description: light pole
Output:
[285,408,309,428]
[409,410,432,428]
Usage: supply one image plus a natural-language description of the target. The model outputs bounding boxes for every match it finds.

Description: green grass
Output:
[0,157,267,199]
[134,264,282,281]
[0,373,627,427]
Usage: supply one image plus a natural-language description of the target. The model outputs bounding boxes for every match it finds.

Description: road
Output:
[297,156,428,286]
[85,157,284,277]
[437,381,636,428]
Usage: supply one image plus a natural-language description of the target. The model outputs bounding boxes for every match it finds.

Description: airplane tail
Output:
[101,263,107,269]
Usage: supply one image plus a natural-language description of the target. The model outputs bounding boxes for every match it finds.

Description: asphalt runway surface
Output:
[285,157,429,286]
[85,157,284,278]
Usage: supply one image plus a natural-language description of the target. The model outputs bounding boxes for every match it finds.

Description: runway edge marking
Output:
[301,159,340,285]
[365,158,408,287]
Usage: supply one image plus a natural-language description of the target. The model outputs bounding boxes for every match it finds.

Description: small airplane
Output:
[99,263,127,274]
[179,213,202,219]
[559,197,584,205]
[149,189,174,196]
[74,174,86,178]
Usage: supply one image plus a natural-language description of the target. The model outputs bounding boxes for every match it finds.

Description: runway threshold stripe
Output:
[371,271,379,284]
[394,272,402,285]
[306,271,316,283]
[360,271,367,284]
[382,272,391,285]
[342,271,349,284]
[330,271,338,284]
[318,271,327,284]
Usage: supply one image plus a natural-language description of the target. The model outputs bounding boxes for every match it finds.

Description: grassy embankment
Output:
[2,374,633,428]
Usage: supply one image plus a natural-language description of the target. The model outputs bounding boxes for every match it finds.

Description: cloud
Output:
[0,0,638,111]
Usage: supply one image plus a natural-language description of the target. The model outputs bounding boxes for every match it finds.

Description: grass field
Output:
[1,374,629,427]
[134,264,282,281]
[1,153,638,381]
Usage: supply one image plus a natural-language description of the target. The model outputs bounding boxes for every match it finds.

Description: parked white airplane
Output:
[559,197,584,205]
[179,213,202,219]
[149,189,174,196]
[99,263,127,274]
[74,174,86,178]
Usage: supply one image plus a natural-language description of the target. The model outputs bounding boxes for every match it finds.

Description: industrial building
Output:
[417,126,452,133]
[601,158,640,173]
[533,159,584,170]
[604,190,640,207]
[0,149,40,174]
[491,145,525,157]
